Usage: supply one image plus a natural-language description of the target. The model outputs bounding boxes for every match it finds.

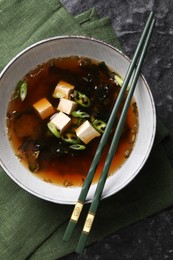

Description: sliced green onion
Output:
[20,81,27,101]
[114,75,130,91]
[73,91,91,107]
[61,133,81,144]
[70,144,86,150]
[13,80,27,100]
[47,122,61,138]
[114,75,123,87]
[72,110,90,118]
[92,119,107,134]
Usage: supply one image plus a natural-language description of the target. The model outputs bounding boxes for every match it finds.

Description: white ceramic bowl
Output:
[0,36,156,204]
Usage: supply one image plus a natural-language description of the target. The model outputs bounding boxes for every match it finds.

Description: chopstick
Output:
[75,17,155,254]
[63,12,155,253]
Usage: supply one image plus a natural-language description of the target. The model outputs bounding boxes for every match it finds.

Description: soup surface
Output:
[6,56,138,187]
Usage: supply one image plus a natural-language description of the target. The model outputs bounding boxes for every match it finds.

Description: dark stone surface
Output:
[60,1,173,259]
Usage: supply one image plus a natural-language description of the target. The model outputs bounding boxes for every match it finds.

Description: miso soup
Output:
[6,56,138,187]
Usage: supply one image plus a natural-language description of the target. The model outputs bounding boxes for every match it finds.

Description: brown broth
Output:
[6,56,138,187]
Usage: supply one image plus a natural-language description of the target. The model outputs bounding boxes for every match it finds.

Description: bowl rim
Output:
[0,35,156,204]
[1,35,135,78]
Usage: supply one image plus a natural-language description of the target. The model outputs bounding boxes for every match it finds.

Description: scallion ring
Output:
[73,91,91,107]
[47,122,61,138]
[61,133,81,144]
[72,110,90,118]
[92,119,107,134]
[114,75,130,91]
[70,144,86,150]
[20,81,27,101]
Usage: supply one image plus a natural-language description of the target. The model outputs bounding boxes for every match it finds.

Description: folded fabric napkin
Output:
[0,1,173,259]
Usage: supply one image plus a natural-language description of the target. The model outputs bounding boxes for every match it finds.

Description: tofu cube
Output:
[33,98,54,120]
[50,111,71,132]
[76,120,100,144]
[53,80,74,99]
[57,98,77,115]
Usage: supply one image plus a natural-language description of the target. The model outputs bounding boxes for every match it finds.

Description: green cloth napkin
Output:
[0,1,173,259]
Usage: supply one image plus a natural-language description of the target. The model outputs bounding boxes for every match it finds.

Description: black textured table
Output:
[60,1,173,259]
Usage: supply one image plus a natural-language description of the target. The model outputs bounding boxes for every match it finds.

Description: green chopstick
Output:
[63,11,155,244]
[75,17,156,254]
